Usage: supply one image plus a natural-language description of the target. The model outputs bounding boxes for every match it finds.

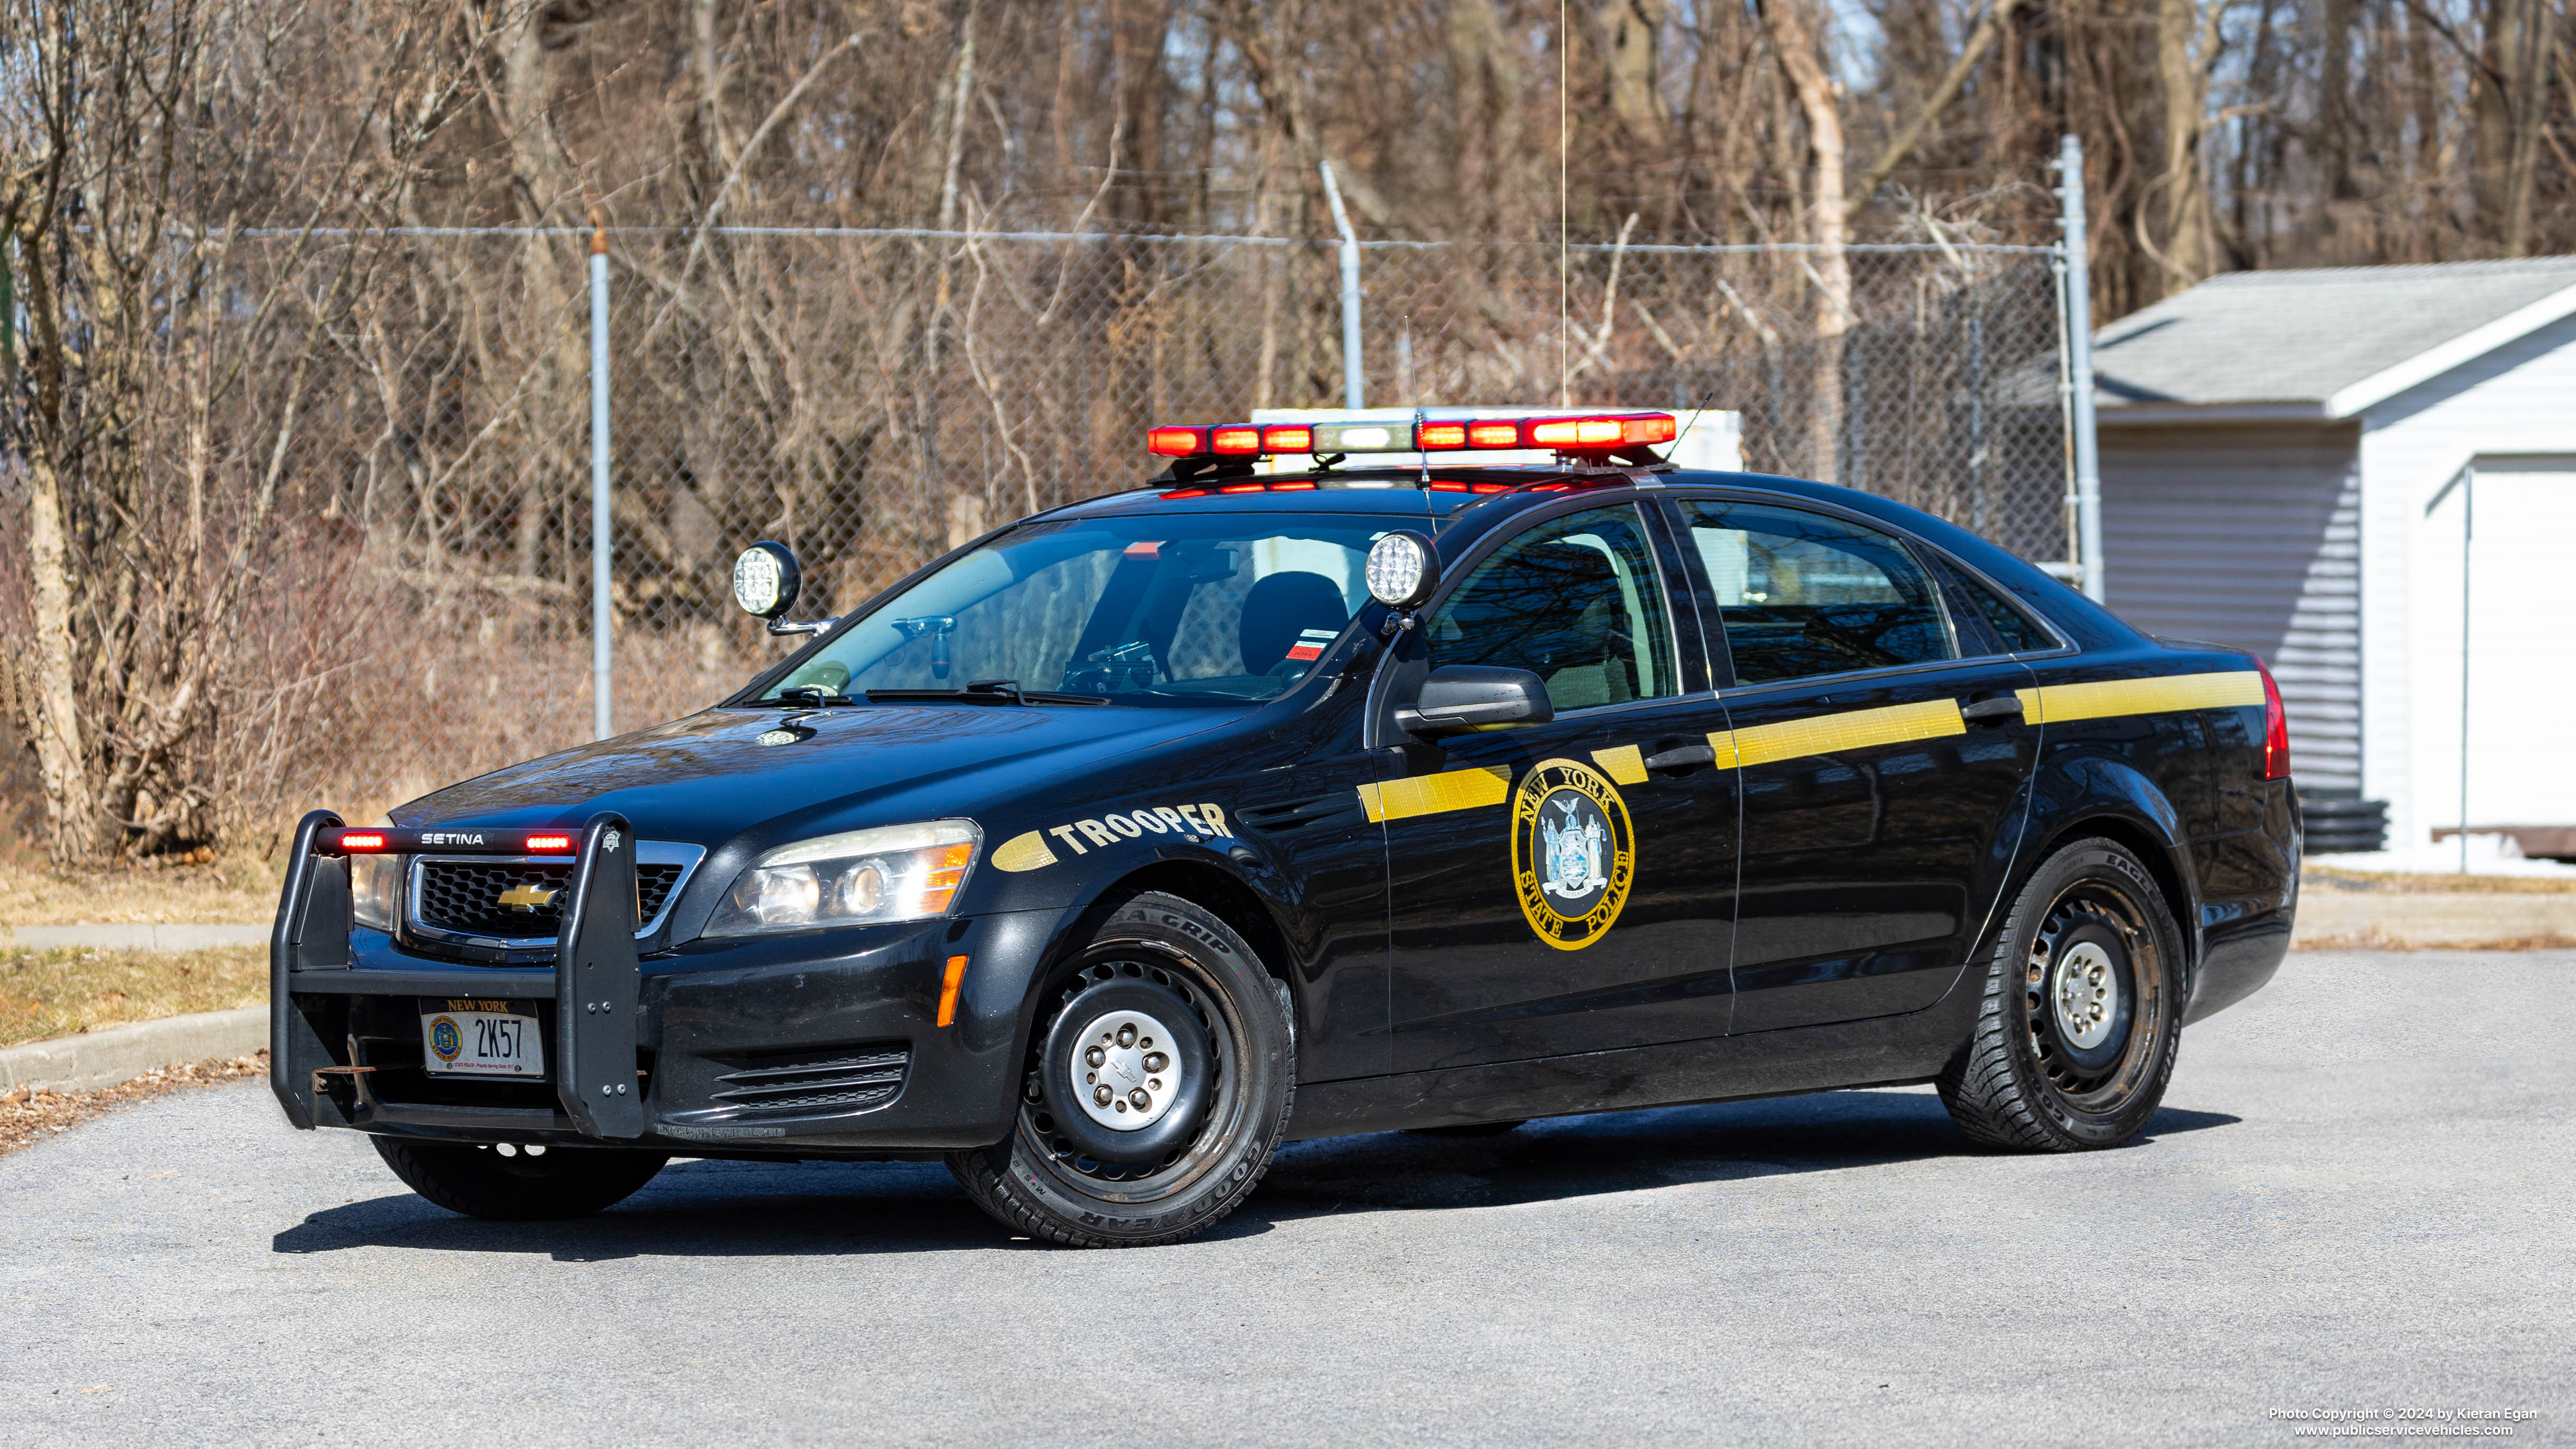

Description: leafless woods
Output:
[2,0,2569,863]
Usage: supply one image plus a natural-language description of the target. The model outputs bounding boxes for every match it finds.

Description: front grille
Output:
[414,860,687,939]
[709,1045,910,1115]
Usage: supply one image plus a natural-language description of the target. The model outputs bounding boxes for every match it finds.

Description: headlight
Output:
[350,816,403,933]
[704,820,982,937]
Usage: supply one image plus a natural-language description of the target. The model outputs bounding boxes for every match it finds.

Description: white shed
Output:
[2089,259,2576,858]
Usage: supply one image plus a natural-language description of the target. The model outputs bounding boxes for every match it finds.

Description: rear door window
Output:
[1677,499,1958,685]
[1931,558,2060,654]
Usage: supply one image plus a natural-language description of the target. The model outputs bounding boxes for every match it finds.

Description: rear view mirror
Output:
[733,542,802,620]
[1397,665,1555,736]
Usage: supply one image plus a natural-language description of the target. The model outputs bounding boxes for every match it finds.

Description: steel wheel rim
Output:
[1067,1007,1187,1130]
[1015,946,1251,1204]
[2022,879,2165,1110]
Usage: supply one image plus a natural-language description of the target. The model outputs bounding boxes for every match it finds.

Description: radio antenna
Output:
[1558,0,1570,408]
[1674,370,1725,472]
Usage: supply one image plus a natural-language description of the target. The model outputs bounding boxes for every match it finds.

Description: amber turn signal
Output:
[937,954,971,1027]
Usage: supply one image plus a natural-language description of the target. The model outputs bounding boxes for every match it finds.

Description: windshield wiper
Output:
[772,686,857,709]
[864,679,1110,707]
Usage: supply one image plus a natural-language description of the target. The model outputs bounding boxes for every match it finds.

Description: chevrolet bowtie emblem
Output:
[497,883,559,912]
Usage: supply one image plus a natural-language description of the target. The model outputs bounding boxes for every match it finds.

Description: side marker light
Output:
[937,954,971,1027]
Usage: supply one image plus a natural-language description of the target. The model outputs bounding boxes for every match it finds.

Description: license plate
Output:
[419,998,544,1078]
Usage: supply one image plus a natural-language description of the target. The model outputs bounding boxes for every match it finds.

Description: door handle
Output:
[1961,696,2024,723]
[1644,744,1718,770]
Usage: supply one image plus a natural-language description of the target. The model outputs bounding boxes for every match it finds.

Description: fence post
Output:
[589,219,614,740]
[1320,160,1364,409]
[2056,134,2107,604]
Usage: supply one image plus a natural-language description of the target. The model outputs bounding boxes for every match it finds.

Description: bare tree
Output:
[0,0,496,862]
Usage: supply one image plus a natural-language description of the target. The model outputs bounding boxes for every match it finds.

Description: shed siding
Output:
[2357,311,2576,850]
[2098,424,2363,795]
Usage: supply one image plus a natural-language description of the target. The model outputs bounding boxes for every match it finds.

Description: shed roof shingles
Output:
[2092,257,2576,408]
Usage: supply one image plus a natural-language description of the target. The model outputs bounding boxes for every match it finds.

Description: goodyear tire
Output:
[1936,838,2186,1152]
[370,1137,668,1220]
[945,891,1294,1248]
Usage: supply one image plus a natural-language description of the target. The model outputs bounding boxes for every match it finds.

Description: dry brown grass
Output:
[0,946,267,1049]
[2303,867,2576,895]
[2293,932,2576,952]
[0,1051,268,1159]
[0,854,282,928]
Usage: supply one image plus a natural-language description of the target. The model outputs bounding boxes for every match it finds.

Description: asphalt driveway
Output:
[3,949,2569,1447]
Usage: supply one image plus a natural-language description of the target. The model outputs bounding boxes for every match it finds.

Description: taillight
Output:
[2259,664,2291,781]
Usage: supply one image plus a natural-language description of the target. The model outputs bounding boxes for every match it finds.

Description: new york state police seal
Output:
[1510,758,1636,950]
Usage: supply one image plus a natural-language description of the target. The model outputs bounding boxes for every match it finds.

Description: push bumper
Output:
[270,810,1061,1155]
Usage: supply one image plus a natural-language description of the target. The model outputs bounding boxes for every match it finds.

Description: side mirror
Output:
[1397,665,1555,736]
[733,541,802,620]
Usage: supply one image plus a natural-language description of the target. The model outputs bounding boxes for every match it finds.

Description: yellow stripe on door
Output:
[1351,671,2261,820]
[1355,764,1513,823]
[1589,744,1649,785]
[2016,670,2264,724]
[1710,698,1966,769]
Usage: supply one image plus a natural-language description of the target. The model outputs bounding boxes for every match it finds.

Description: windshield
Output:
[758,513,1393,706]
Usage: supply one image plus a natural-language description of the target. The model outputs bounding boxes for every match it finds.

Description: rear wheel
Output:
[1937,838,2185,1152]
[945,891,1294,1248]
[371,1137,668,1220]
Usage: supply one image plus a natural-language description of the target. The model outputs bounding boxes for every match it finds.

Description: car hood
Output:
[393,704,1239,847]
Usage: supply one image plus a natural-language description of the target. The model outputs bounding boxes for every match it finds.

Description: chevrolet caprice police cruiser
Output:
[269,409,2299,1245]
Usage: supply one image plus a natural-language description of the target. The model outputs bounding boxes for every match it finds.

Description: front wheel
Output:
[945,891,1294,1248]
[1937,838,2186,1152]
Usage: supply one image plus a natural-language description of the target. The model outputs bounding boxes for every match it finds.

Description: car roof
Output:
[1047,464,1921,536]
[1035,464,2104,633]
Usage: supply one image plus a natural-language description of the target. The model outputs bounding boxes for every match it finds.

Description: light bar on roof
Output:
[1147,410,1678,463]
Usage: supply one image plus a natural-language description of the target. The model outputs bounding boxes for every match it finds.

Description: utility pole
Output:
[2056,134,2107,603]
[590,218,614,740]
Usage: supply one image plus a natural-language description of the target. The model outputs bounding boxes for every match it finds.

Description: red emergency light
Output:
[1146,411,1678,463]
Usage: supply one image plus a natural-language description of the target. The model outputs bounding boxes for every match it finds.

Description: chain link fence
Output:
[8,228,2075,834]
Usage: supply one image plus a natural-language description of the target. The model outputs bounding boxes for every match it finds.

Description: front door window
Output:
[1424,506,1678,709]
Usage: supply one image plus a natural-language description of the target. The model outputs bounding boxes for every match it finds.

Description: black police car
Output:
[269,409,2299,1247]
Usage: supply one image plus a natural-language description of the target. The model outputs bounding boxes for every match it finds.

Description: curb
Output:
[2293,891,2576,947]
[0,1007,268,1095]
[0,923,269,952]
